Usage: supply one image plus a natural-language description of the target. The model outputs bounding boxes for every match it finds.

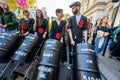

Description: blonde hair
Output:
[100,16,111,29]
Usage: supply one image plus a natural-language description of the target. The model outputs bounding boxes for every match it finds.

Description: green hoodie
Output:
[0,14,3,24]
[3,11,18,31]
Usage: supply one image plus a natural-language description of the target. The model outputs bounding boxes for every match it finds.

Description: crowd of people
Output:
[0,1,120,64]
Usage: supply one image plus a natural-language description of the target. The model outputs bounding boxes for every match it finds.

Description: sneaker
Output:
[67,66,71,69]
[108,54,112,58]
[116,57,120,61]
[67,64,72,69]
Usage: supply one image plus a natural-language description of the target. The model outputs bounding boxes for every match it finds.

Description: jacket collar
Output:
[73,15,83,26]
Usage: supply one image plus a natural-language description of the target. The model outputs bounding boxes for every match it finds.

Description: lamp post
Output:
[111,0,120,28]
[102,0,120,56]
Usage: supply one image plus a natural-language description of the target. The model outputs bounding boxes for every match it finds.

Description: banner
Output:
[16,0,28,8]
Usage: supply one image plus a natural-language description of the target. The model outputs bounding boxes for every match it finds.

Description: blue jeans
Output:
[95,36,108,55]
[0,28,5,36]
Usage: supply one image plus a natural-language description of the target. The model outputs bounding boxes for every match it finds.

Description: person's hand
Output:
[34,32,37,37]
[42,33,46,39]
[71,40,75,46]
[90,37,93,41]
[60,38,63,43]
[104,32,109,36]
[84,41,87,43]
[23,32,29,36]
[0,24,3,27]
[15,31,19,34]
[2,25,7,28]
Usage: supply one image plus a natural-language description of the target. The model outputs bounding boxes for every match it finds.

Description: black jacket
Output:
[35,19,48,39]
[50,20,65,41]
[19,18,35,34]
[68,15,87,43]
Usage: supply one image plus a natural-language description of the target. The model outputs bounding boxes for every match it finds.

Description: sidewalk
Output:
[98,47,120,80]
[58,46,120,80]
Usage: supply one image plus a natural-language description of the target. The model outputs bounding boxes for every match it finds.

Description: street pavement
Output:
[58,46,120,80]
[98,46,120,80]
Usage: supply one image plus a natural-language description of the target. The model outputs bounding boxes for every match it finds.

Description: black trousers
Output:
[68,38,83,64]
[61,43,67,63]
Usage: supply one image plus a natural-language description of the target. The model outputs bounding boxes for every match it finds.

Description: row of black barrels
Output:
[31,40,102,80]
[0,31,101,80]
[0,31,23,62]
[0,31,41,63]
[0,31,42,79]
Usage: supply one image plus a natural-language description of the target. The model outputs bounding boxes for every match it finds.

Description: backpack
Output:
[112,27,120,42]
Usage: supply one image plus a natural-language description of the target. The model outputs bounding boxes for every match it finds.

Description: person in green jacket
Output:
[0,6,5,35]
[1,3,18,31]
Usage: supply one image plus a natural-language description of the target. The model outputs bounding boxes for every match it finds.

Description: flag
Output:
[16,0,28,8]
[15,7,20,16]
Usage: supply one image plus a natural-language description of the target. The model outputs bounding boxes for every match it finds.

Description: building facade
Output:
[80,0,120,27]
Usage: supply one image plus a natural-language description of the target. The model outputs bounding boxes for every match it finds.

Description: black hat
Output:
[69,1,81,8]
[56,8,63,15]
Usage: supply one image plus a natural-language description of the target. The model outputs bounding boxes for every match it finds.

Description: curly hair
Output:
[99,16,111,29]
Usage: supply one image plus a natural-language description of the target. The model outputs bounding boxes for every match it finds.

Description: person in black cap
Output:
[68,1,88,64]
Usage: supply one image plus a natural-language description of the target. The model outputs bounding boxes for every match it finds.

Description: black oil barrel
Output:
[32,39,62,80]
[12,34,41,62]
[73,43,101,80]
[0,31,22,62]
